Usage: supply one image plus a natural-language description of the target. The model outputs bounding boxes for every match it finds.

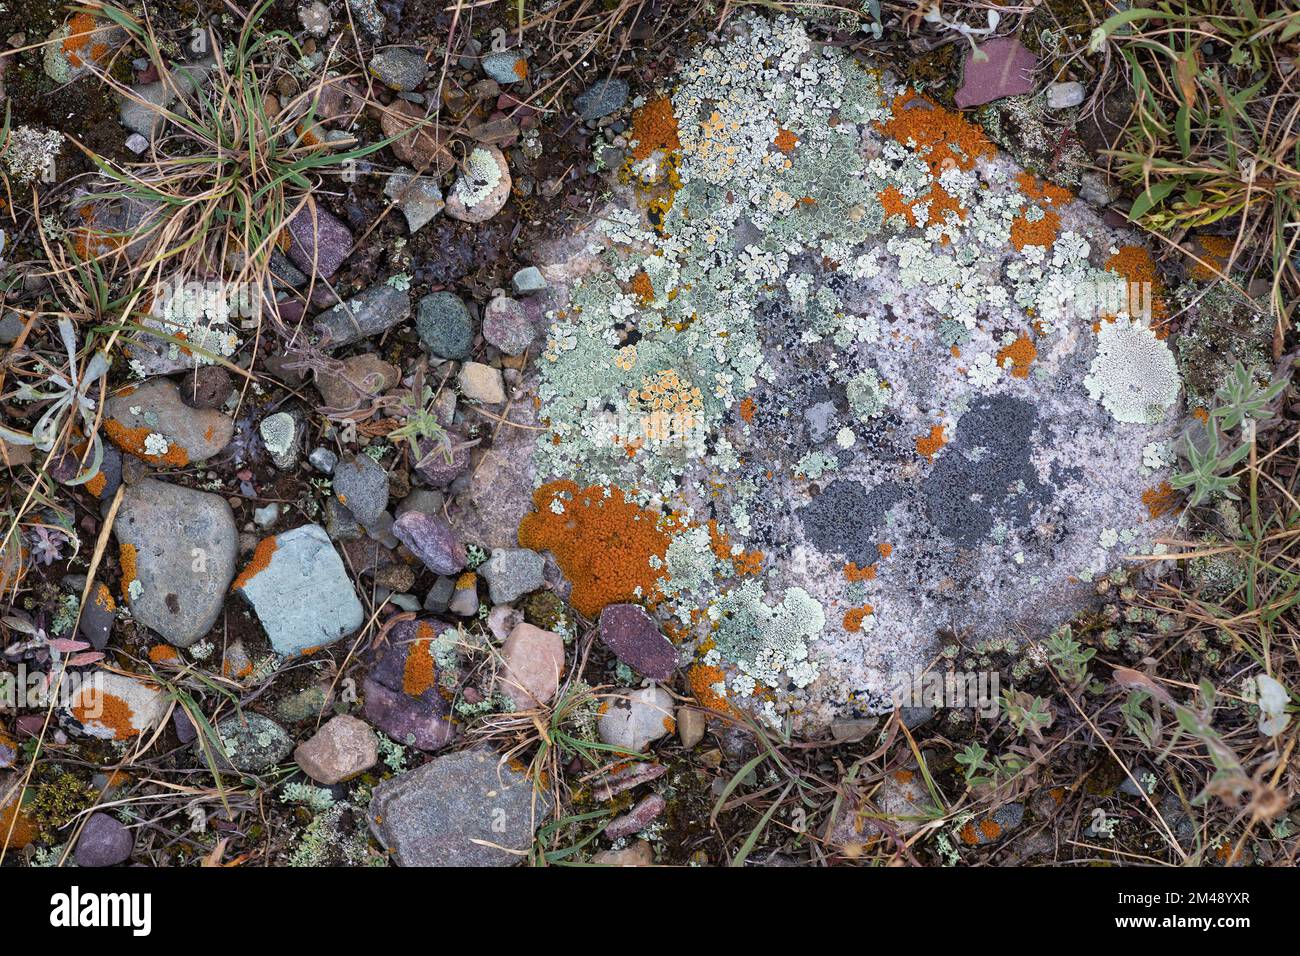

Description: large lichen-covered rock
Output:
[510,14,1199,733]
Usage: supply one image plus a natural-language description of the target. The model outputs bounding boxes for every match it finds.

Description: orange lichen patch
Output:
[878,543,893,559]
[1189,234,1235,280]
[0,795,36,849]
[706,520,762,577]
[773,128,799,155]
[738,396,756,423]
[402,638,437,697]
[687,663,734,714]
[628,270,655,305]
[519,481,674,618]
[630,97,680,161]
[85,470,108,497]
[63,12,111,67]
[878,182,966,229]
[842,606,873,632]
[93,582,116,613]
[513,58,529,80]
[1009,208,1061,250]
[892,769,915,784]
[732,550,763,576]
[878,92,995,176]
[103,420,191,467]
[915,424,947,461]
[1142,481,1179,520]
[662,716,677,734]
[118,543,138,603]
[1105,245,1168,324]
[844,562,877,582]
[455,571,477,589]
[995,334,1037,378]
[979,818,1002,840]
[71,689,137,740]
[1015,172,1073,208]
[1192,407,1210,423]
[148,645,179,664]
[232,536,278,591]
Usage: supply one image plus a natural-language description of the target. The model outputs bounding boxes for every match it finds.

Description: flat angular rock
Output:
[955,36,1038,109]
[497,622,565,710]
[313,283,411,350]
[105,379,233,466]
[479,547,545,604]
[285,202,354,278]
[392,510,466,575]
[384,168,445,233]
[362,619,456,751]
[369,47,429,92]
[368,745,551,866]
[482,295,535,356]
[598,686,675,755]
[598,603,677,680]
[114,478,237,647]
[332,455,389,527]
[233,524,364,657]
[294,715,378,784]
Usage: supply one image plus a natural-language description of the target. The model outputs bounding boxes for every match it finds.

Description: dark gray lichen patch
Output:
[799,479,905,562]
[922,395,1049,548]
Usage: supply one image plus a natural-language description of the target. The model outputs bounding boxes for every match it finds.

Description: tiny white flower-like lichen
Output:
[143,433,171,457]
[452,147,504,209]
[1084,320,1181,424]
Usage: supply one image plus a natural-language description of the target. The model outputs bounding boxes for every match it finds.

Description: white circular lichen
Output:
[259,412,296,457]
[1084,320,1181,424]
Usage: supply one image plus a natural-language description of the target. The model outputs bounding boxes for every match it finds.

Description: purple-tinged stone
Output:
[285,202,354,278]
[393,510,466,575]
[414,433,471,488]
[604,794,666,841]
[954,36,1038,109]
[363,620,457,752]
[598,603,678,680]
[172,707,197,744]
[592,762,668,802]
[75,812,135,867]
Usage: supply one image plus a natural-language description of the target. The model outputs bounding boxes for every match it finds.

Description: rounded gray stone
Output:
[415,291,474,360]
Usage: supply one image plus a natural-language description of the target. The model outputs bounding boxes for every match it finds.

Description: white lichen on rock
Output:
[1084,318,1181,424]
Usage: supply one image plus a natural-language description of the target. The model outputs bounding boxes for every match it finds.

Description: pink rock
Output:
[954,36,1038,109]
[498,622,565,710]
[294,714,378,784]
[605,794,666,841]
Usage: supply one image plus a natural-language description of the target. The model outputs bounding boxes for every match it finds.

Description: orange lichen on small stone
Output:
[72,689,137,740]
[738,396,756,423]
[773,128,799,155]
[104,420,191,467]
[844,562,877,582]
[232,536,278,591]
[662,716,677,734]
[842,606,873,632]
[915,424,947,461]
[518,481,673,618]
[979,818,1002,840]
[1192,407,1210,423]
[878,543,893,559]
[85,471,107,497]
[630,97,680,161]
[1142,481,1179,519]
[93,582,116,613]
[958,821,980,845]
[63,12,109,67]
[455,571,477,589]
[118,543,138,603]
[513,58,529,80]
[995,334,1037,378]
[148,645,179,664]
